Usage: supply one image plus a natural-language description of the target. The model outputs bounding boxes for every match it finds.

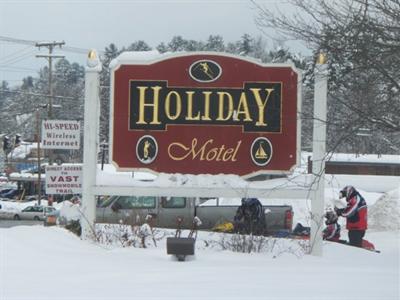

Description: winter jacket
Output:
[234,198,265,234]
[323,223,341,241]
[341,192,368,230]
[234,198,264,223]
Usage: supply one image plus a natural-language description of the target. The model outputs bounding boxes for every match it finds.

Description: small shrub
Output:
[65,220,82,237]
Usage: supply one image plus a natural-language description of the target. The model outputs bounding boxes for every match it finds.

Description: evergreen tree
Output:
[167,36,188,52]
[205,35,225,52]
[0,80,10,110]
[21,76,34,90]
[126,40,152,51]
[99,43,122,145]
[238,33,253,55]
[156,42,168,53]
[184,39,204,51]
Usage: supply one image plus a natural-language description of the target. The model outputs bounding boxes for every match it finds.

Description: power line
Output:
[0,88,82,100]
[0,35,104,54]
[0,49,37,66]
[0,65,38,72]
[0,69,37,74]
[0,45,33,63]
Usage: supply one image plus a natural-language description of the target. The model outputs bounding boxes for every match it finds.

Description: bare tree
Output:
[253,0,400,153]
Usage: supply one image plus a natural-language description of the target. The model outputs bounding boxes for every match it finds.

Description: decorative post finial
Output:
[316,52,327,65]
[87,49,101,69]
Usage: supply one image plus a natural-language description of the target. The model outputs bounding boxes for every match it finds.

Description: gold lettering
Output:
[168,139,213,161]
[231,140,241,161]
[165,91,182,120]
[216,92,233,121]
[236,92,252,122]
[168,139,242,162]
[206,147,218,161]
[201,91,212,121]
[185,91,201,121]
[250,88,274,126]
[222,148,234,161]
[215,145,226,161]
[136,86,162,125]
[167,141,191,161]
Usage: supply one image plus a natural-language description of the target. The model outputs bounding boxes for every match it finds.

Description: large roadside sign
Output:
[110,53,300,177]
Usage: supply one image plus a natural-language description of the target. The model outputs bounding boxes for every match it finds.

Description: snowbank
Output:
[0,199,50,213]
[58,200,81,222]
[1,226,398,300]
[369,188,400,231]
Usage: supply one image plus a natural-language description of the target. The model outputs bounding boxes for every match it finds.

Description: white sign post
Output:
[45,165,82,194]
[41,120,81,149]
[310,54,328,256]
[81,50,102,239]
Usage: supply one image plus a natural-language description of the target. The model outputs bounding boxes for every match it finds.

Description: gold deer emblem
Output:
[143,140,151,159]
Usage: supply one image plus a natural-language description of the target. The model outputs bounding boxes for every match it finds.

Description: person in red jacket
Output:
[335,185,368,247]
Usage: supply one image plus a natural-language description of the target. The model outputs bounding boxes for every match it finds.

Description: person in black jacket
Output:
[233,198,265,235]
[323,211,341,242]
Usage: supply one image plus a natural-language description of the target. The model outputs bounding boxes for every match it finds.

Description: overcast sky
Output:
[0,0,302,85]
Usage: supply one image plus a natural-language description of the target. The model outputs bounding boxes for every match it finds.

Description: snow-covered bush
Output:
[204,233,309,257]
[58,200,81,224]
[94,223,166,248]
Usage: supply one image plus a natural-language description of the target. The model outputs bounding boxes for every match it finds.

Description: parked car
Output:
[96,196,293,235]
[0,189,19,199]
[13,205,57,221]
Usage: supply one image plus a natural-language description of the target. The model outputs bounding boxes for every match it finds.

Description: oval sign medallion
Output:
[189,60,222,83]
[136,135,158,164]
[250,137,273,167]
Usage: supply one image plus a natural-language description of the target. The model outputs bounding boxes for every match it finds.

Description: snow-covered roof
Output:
[306,152,400,164]
[7,143,37,160]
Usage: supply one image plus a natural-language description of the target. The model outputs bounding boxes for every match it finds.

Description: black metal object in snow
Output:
[166,217,199,261]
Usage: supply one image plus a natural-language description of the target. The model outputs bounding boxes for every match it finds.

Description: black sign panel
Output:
[129,81,281,132]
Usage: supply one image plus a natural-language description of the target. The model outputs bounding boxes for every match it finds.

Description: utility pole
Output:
[35,41,65,165]
[36,108,42,205]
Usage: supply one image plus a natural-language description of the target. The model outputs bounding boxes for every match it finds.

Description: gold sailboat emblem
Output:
[255,143,268,159]
[251,137,272,167]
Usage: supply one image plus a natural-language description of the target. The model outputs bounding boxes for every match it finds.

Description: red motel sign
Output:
[110,53,300,177]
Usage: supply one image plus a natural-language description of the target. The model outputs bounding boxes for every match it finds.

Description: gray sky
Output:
[0,0,301,85]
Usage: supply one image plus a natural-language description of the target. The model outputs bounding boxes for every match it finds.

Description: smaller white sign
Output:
[42,120,80,149]
[45,165,82,195]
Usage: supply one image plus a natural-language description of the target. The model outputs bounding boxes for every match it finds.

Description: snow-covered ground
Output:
[0,224,398,300]
[0,187,399,300]
[0,151,399,299]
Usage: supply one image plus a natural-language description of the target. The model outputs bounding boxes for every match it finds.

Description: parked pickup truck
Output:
[96,196,293,235]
